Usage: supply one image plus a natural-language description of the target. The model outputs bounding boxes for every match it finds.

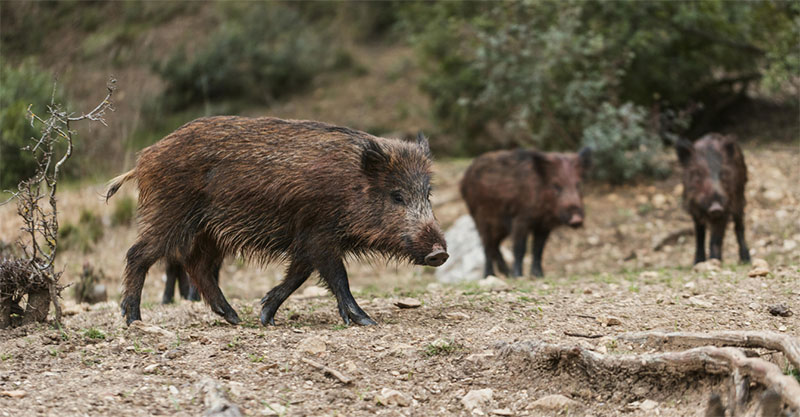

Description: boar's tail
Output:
[105,169,136,202]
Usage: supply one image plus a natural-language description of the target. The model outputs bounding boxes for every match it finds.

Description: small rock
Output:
[693,259,721,273]
[164,349,183,360]
[490,408,513,416]
[748,258,770,277]
[462,388,493,411]
[528,394,579,411]
[478,276,509,291]
[763,188,783,202]
[673,184,683,196]
[376,388,411,407]
[129,321,176,339]
[143,364,159,374]
[168,385,179,395]
[596,316,622,327]
[587,235,600,246]
[0,390,26,398]
[688,296,712,308]
[263,402,287,416]
[466,351,495,363]
[297,336,326,355]
[639,399,658,411]
[394,297,422,309]
[639,271,659,280]
[768,304,793,317]
[651,193,667,208]
[783,239,797,252]
[778,325,787,332]
[446,312,470,320]
[299,285,329,299]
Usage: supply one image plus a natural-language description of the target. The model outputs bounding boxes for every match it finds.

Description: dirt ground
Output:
[1,145,798,416]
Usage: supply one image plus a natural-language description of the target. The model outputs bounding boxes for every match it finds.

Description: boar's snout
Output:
[708,201,724,218]
[568,213,584,228]
[424,244,449,267]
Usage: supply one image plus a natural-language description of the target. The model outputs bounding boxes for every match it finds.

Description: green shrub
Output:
[0,61,63,190]
[155,4,333,111]
[59,209,104,253]
[582,103,669,184]
[111,195,136,226]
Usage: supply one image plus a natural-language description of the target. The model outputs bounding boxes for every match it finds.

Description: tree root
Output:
[616,330,800,371]
[498,340,800,412]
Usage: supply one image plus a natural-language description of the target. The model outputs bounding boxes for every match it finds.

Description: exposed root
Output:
[498,340,800,412]
[617,330,800,371]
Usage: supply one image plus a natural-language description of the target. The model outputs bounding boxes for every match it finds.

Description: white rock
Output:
[264,402,287,416]
[640,399,658,411]
[763,188,783,202]
[143,364,159,374]
[528,394,579,411]
[296,336,326,355]
[783,239,797,251]
[587,235,600,246]
[490,408,513,416]
[462,388,493,411]
[465,351,495,363]
[435,215,486,283]
[376,388,411,407]
[652,194,667,208]
[688,296,712,308]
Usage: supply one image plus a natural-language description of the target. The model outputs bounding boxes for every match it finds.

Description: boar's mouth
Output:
[406,228,449,267]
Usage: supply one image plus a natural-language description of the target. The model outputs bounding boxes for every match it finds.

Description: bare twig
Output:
[301,357,354,384]
[653,227,694,251]
[616,330,800,371]
[564,331,604,339]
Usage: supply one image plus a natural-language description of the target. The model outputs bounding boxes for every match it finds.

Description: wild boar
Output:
[675,133,750,264]
[107,116,448,326]
[461,148,591,277]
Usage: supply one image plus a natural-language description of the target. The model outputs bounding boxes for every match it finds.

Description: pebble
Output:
[596,316,622,326]
[478,276,509,291]
[651,193,667,208]
[688,296,712,308]
[0,390,26,398]
[783,239,797,251]
[639,399,659,411]
[376,388,411,407]
[394,297,422,309]
[748,258,770,277]
[264,402,287,416]
[528,394,578,411]
[692,259,721,273]
[446,312,470,320]
[462,388,493,411]
[768,304,793,317]
[143,364,159,374]
[490,408,513,416]
[296,336,326,355]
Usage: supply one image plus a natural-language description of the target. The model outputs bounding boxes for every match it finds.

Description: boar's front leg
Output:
[511,220,528,278]
[161,261,180,304]
[733,212,751,263]
[708,219,726,262]
[316,257,376,326]
[260,258,314,326]
[692,216,707,264]
[530,228,550,278]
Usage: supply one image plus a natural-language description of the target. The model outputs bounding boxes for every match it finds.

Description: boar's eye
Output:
[552,184,563,194]
[391,191,406,205]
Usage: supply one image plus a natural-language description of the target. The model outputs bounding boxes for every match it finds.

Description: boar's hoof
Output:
[424,248,449,267]
[260,304,279,326]
[739,251,751,264]
[120,296,142,325]
[338,305,377,326]
[211,302,240,325]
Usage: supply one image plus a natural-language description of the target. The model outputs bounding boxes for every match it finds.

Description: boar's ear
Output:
[577,146,592,171]
[675,138,693,166]
[361,139,390,174]
[415,131,432,158]
[530,151,549,178]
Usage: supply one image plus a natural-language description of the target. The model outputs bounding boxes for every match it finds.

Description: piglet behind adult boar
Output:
[675,133,750,264]
[461,148,591,278]
[106,116,448,326]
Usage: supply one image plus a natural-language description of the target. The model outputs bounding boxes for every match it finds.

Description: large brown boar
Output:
[107,116,448,326]
[675,133,750,264]
[461,148,591,278]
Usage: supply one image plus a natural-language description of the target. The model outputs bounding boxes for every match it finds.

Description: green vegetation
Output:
[422,338,462,357]
[59,209,104,253]
[83,328,106,340]
[111,195,136,226]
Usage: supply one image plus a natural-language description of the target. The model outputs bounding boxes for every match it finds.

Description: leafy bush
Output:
[582,103,669,184]
[59,209,104,253]
[155,4,333,111]
[403,1,799,177]
[111,195,136,226]
[0,61,62,190]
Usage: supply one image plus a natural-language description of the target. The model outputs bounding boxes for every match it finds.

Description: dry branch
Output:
[498,340,800,412]
[653,227,694,251]
[301,357,354,384]
[617,330,800,371]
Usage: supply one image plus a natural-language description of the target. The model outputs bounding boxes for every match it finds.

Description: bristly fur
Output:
[110,116,447,326]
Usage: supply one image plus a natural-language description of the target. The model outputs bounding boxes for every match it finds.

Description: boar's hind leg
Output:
[692,217,707,264]
[121,239,162,325]
[161,262,179,304]
[185,236,239,325]
[260,258,314,326]
[733,213,750,263]
[530,228,550,278]
[184,260,218,302]
[317,258,376,326]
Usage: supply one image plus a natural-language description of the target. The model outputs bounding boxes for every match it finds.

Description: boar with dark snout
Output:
[675,133,750,264]
[107,116,448,326]
[461,148,592,278]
